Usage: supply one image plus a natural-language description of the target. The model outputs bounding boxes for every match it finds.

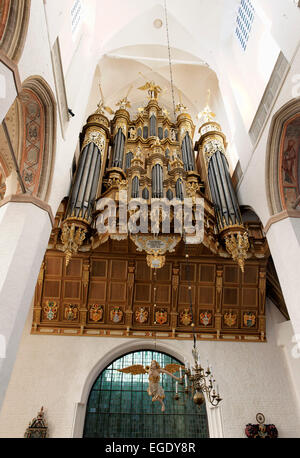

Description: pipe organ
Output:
[33,82,271,342]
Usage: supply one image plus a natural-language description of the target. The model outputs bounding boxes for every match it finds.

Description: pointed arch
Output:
[0,0,31,63]
[266,98,300,215]
[18,76,57,202]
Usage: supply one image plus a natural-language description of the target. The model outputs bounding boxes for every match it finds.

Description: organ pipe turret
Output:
[196,113,249,271]
[61,109,110,266]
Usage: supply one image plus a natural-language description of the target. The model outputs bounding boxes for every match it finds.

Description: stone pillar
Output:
[266,217,300,336]
[0,200,53,411]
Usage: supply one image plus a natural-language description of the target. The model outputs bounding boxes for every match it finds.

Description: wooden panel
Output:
[198,286,214,305]
[158,263,172,281]
[109,282,127,302]
[242,289,258,307]
[44,280,60,298]
[64,281,81,299]
[178,285,196,304]
[135,261,151,281]
[66,259,82,277]
[89,282,106,301]
[180,263,196,282]
[224,266,239,284]
[243,266,258,285]
[199,264,215,283]
[46,257,62,276]
[135,284,151,303]
[110,260,127,280]
[91,259,107,277]
[223,288,238,306]
[156,285,171,303]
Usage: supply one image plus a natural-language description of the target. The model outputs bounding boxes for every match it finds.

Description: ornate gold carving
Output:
[224,311,238,327]
[131,235,181,269]
[202,135,225,163]
[43,301,58,321]
[186,182,200,201]
[89,304,104,322]
[224,231,250,272]
[64,304,79,321]
[114,121,127,135]
[110,306,123,323]
[82,130,106,154]
[147,254,166,269]
[24,407,48,438]
[179,309,192,326]
[243,312,256,328]
[61,222,87,267]
[135,307,149,324]
[138,81,162,100]
[155,309,168,325]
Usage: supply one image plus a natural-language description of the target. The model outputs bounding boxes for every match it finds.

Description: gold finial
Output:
[175,90,188,113]
[116,85,133,110]
[95,84,114,115]
[198,89,216,123]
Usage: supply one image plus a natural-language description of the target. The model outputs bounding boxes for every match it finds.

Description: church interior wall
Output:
[1,0,300,438]
[0,298,299,438]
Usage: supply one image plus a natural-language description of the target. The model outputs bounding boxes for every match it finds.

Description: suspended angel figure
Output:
[118,360,183,412]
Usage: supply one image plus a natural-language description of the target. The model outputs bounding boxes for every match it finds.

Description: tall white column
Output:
[266,217,300,336]
[0,201,52,410]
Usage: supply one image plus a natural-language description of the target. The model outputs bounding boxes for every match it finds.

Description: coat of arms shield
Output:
[224,311,237,327]
[155,310,168,325]
[43,301,58,321]
[89,304,104,322]
[135,307,149,324]
[200,311,212,327]
[110,307,123,323]
[243,312,256,328]
[179,309,192,326]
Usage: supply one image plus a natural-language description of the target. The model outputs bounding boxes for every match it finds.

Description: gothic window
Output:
[83,350,209,438]
[235,0,254,51]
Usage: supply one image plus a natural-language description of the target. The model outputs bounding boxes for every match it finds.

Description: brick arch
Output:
[266,98,300,215]
[0,0,31,62]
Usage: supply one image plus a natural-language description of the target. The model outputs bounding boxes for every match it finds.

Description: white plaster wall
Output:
[237,44,300,224]
[0,299,299,438]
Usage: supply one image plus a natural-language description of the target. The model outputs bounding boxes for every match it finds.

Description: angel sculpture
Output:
[118,360,184,412]
[138,81,162,100]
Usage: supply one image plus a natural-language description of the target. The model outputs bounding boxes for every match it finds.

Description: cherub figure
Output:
[118,360,183,412]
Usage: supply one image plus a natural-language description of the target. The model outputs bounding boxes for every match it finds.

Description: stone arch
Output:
[72,339,223,438]
[266,98,300,215]
[18,76,57,202]
[0,0,31,62]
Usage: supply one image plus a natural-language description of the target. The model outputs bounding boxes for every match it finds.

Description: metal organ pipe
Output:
[181,132,194,171]
[208,150,242,230]
[150,115,157,137]
[67,142,102,222]
[112,127,125,168]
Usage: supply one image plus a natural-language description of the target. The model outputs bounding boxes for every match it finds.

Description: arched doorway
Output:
[83,350,209,438]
